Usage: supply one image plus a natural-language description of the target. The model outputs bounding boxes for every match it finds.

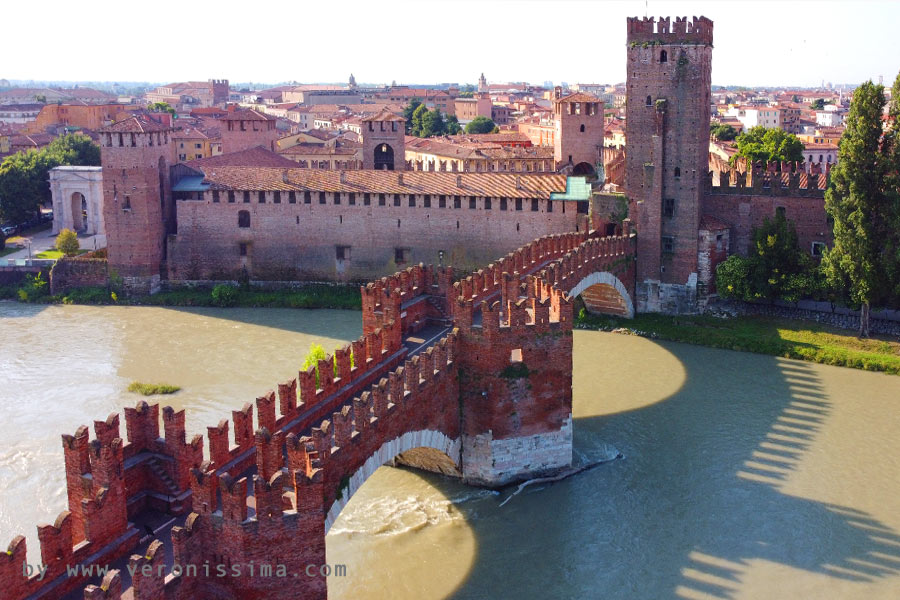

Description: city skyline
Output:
[4,0,899,89]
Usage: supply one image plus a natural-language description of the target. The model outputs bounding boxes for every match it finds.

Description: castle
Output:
[75,15,831,310]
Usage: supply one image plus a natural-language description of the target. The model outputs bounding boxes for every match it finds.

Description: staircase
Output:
[425,295,453,327]
[147,456,183,513]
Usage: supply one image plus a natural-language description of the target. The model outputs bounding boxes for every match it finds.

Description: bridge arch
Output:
[325,429,461,531]
[568,271,634,318]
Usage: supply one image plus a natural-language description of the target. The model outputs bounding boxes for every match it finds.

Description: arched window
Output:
[660,50,668,63]
[674,167,681,178]
[238,210,250,228]
[580,124,585,133]
[646,95,652,107]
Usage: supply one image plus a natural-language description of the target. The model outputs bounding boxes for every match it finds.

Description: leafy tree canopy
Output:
[147,102,176,116]
[464,116,496,134]
[710,122,738,142]
[445,114,462,135]
[731,126,804,165]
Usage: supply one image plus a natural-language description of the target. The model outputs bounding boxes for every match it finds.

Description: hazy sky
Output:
[5,0,899,88]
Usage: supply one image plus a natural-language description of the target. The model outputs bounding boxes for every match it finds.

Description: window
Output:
[288,191,296,204]
[238,210,250,228]
[510,348,523,363]
[394,194,401,206]
[716,234,724,253]
[469,197,476,209]
[454,196,461,209]
[646,95,652,107]
[243,191,250,203]
[663,198,675,218]
[409,196,416,207]
[304,191,311,204]
[364,193,371,206]
[580,124,585,133]
[336,245,350,260]
[123,196,131,211]
[395,247,409,264]
[439,195,446,208]
[811,242,825,257]
[273,191,281,204]
[195,143,202,149]
[500,197,508,211]
[319,191,326,204]
[258,191,266,203]
[212,191,220,203]
[515,198,523,211]
[547,200,553,213]
[662,236,674,254]
[531,199,539,212]
[379,193,386,206]
[334,193,341,205]
[423,195,431,208]
[776,206,786,218]
[660,50,668,63]
[484,198,492,210]
[239,243,247,256]
[674,167,681,178]
[228,191,235,203]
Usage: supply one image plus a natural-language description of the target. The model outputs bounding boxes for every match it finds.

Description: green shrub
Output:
[56,228,80,257]
[127,381,181,395]
[302,343,328,387]
[211,284,238,307]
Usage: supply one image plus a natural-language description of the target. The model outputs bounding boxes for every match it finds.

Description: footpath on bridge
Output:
[4,225,635,600]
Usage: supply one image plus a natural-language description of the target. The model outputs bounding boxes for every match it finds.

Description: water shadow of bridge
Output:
[437,338,900,599]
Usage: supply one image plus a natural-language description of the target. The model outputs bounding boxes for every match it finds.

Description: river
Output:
[2,303,900,598]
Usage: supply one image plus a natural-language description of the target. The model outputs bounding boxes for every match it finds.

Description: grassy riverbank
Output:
[0,281,362,310]
[576,309,900,375]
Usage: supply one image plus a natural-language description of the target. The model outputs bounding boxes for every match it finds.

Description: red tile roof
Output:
[184,146,297,169]
[218,108,276,122]
[100,115,171,133]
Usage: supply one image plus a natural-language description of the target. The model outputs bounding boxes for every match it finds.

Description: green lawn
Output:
[576,309,900,375]
[34,249,89,259]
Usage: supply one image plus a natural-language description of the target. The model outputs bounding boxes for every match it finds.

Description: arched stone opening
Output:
[373,143,395,171]
[572,162,595,177]
[325,430,460,531]
[568,271,635,318]
[70,192,87,232]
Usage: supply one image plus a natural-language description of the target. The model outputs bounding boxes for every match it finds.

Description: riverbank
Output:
[0,282,362,310]
[575,308,900,375]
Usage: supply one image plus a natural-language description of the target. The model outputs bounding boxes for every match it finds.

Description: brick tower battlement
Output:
[626,16,713,45]
[99,115,175,294]
[625,15,713,313]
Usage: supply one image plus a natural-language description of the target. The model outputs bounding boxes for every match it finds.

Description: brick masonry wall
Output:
[49,257,109,295]
[167,193,582,281]
[702,192,832,258]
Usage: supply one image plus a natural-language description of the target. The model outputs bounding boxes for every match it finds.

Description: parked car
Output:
[1,224,17,237]
[41,210,53,223]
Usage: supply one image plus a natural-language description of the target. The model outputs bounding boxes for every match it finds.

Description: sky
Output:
[4,0,900,89]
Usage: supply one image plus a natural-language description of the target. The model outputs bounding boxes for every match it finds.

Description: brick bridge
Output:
[3,225,635,600]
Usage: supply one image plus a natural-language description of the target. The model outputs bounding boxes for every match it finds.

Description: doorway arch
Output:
[374,143,395,171]
[70,192,87,232]
[572,162,595,177]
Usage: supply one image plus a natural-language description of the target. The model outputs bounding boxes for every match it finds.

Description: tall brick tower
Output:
[218,108,279,154]
[553,87,605,175]
[624,16,713,312]
[99,116,175,294]
[361,109,405,170]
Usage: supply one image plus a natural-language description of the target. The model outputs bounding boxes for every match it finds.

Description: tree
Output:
[810,98,825,110]
[710,123,738,141]
[420,109,447,138]
[410,104,428,137]
[56,228,80,257]
[465,116,495,134]
[731,126,804,165]
[791,94,800,103]
[402,98,422,134]
[822,80,900,336]
[716,211,821,303]
[147,101,176,116]
[445,115,462,135]
[0,134,100,224]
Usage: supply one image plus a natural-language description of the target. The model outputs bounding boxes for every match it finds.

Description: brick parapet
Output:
[626,16,713,45]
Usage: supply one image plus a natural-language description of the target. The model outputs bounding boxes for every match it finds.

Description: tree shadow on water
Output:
[443,343,900,599]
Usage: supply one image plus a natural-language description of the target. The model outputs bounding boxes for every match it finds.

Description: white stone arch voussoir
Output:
[567,271,635,319]
[324,430,461,532]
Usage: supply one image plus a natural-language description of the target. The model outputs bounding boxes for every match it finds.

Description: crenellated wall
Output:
[6,224,636,600]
